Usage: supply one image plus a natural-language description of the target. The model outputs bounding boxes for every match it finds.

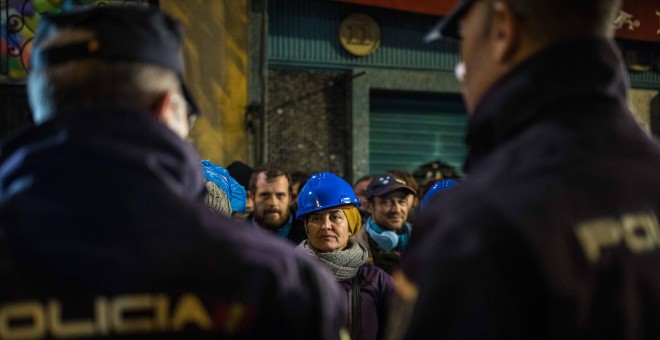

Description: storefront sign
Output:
[614,2,660,42]
[339,13,381,56]
[334,0,660,42]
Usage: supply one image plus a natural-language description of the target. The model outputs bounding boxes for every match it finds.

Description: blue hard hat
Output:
[201,160,247,213]
[296,172,361,219]
[421,179,458,210]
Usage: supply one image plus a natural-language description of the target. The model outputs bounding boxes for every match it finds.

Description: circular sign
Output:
[339,13,381,57]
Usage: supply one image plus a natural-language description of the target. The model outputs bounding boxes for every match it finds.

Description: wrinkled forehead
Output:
[257,172,289,185]
[255,173,290,192]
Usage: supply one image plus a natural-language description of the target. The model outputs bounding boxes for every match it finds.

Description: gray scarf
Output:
[297,239,368,280]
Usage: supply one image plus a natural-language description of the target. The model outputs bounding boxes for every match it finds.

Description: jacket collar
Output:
[0,108,205,202]
[464,38,629,173]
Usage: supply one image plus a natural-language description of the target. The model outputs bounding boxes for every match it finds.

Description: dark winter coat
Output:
[401,38,660,339]
[339,264,393,340]
[0,109,345,339]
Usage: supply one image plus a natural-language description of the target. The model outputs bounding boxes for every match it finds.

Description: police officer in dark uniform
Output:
[389,0,660,339]
[0,6,344,339]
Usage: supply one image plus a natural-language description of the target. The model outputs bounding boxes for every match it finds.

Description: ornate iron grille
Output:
[266,68,351,179]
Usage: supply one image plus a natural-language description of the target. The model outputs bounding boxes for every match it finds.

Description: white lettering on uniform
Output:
[171,293,212,331]
[0,293,215,338]
[575,212,660,263]
[49,299,95,337]
[113,294,155,334]
[0,301,45,339]
[153,294,169,332]
[95,297,109,335]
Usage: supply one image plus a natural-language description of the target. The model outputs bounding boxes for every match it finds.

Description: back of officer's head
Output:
[27,6,186,126]
[494,0,622,44]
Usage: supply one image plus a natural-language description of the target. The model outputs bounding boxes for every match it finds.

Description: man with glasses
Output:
[390,0,660,338]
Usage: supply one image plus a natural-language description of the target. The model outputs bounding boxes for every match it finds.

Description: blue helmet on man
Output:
[296,172,361,219]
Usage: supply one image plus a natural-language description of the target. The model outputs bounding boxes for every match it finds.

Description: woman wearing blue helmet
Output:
[296,172,393,340]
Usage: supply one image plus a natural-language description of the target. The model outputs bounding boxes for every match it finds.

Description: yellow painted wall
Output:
[629,89,659,131]
[160,0,249,166]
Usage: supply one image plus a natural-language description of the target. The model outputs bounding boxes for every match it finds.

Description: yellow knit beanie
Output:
[340,205,362,235]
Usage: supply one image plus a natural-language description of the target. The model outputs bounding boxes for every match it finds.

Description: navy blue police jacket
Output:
[400,38,660,339]
[0,109,345,339]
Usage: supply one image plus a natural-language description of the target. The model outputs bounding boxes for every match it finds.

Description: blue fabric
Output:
[275,214,294,238]
[201,160,246,213]
[250,211,307,245]
[366,217,411,251]
[252,214,294,239]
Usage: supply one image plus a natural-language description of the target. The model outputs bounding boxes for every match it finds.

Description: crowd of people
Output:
[202,157,456,339]
[2,0,660,339]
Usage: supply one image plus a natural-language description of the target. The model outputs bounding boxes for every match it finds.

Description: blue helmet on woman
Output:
[297,172,361,219]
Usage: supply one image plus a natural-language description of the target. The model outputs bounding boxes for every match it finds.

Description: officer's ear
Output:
[490,0,522,63]
[152,90,189,138]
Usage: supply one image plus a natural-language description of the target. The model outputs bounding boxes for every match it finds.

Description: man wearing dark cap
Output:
[389,0,660,339]
[0,6,344,339]
[354,173,416,274]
